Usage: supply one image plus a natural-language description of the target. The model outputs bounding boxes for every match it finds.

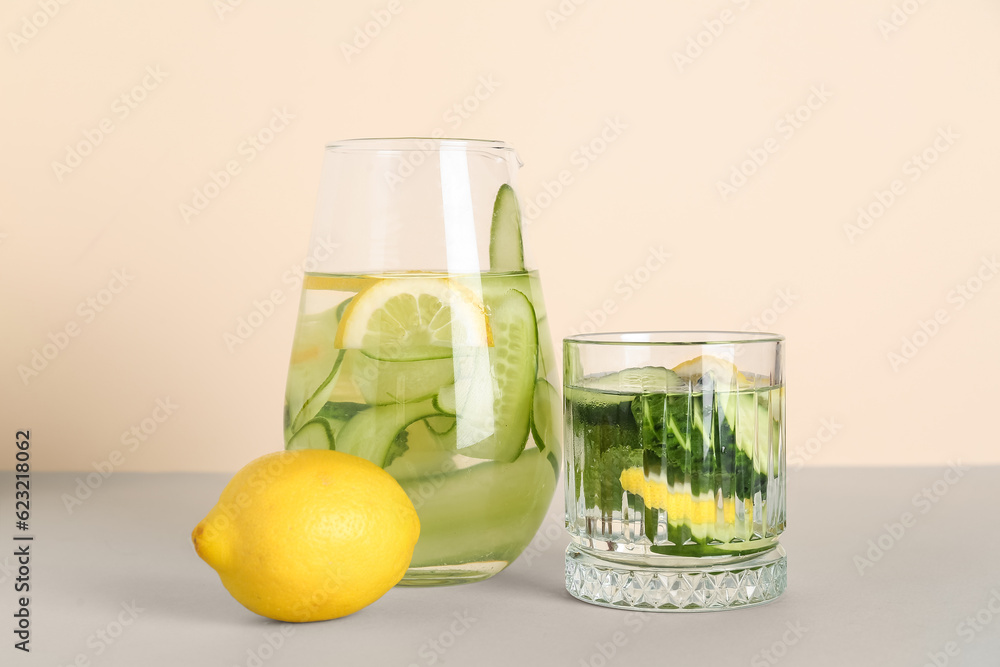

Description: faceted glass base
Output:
[565,544,786,611]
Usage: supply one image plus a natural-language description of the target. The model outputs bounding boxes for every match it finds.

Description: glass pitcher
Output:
[283,138,560,586]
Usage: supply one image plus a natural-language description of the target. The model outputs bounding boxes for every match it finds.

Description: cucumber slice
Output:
[530,378,559,453]
[314,401,367,441]
[315,401,368,423]
[351,353,455,405]
[450,347,500,450]
[723,391,779,476]
[284,300,350,433]
[399,449,555,568]
[384,420,456,481]
[564,366,684,417]
[285,401,365,451]
[433,384,456,416]
[286,418,333,451]
[288,349,346,434]
[545,449,559,478]
[406,418,455,453]
[335,398,441,467]
[488,184,525,272]
[579,366,686,395]
[481,271,530,301]
[528,271,554,378]
[481,271,555,380]
[459,289,537,462]
[424,415,457,436]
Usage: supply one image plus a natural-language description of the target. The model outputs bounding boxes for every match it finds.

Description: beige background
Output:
[2,0,998,472]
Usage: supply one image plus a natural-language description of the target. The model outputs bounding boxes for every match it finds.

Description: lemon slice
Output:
[335,277,491,361]
[620,468,740,524]
[672,355,757,389]
[303,274,377,292]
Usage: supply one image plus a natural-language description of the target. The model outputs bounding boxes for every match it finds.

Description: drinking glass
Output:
[282,138,560,586]
[564,332,786,610]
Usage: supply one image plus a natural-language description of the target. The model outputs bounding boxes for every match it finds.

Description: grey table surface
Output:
[2,466,999,667]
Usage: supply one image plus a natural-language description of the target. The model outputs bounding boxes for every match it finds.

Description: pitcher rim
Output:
[325,137,516,153]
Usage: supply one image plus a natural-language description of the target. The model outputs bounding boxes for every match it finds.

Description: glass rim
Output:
[324,137,516,153]
[564,330,784,346]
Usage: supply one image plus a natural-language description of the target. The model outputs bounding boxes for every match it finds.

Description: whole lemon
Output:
[192,449,419,622]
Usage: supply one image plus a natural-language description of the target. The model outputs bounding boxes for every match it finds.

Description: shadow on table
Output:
[483,562,576,605]
[97,567,279,627]
[385,560,574,607]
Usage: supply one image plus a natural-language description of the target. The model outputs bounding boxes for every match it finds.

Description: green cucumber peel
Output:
[488,184,525,272]
[335,397,443,467]
[353,354,455,405]
[286,418,334,451]
[457,289,537,462]
[530,378,559,454]
[289,348,346,434]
